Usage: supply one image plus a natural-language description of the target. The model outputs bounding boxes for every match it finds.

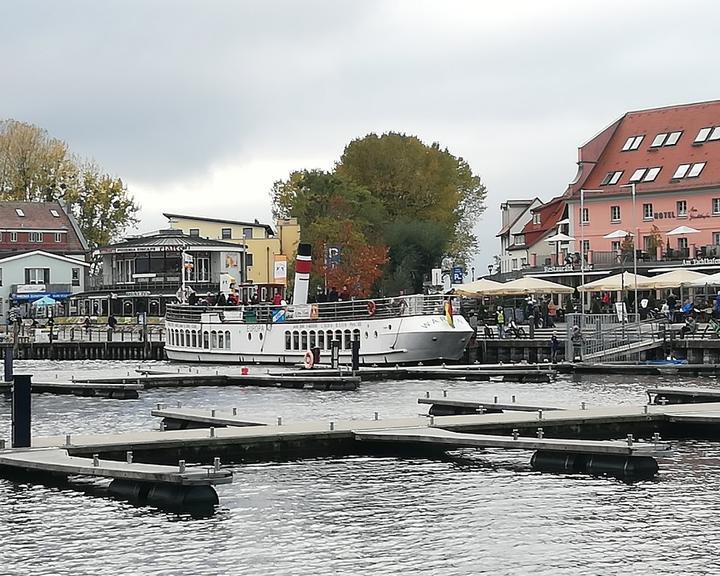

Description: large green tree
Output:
[0,119,139,247]
[335,132,486,264]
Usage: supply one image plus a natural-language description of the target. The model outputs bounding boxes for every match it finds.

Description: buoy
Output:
[241,367,249,375]
[303,350,314,369]
[367,300,377,316]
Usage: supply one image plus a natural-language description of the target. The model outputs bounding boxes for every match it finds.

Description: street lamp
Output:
[579,189,603,316]
[471,266,475,281]
[487,264,493,276]
[620,182,640,333]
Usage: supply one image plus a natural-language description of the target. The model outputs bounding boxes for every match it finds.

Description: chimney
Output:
[292,243,312,305]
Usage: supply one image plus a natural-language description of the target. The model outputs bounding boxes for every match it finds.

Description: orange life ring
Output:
[303,350,314,369]
[367,300,377,316]
[310,304,319,320]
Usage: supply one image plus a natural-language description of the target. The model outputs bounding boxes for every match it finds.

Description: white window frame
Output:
[15,208,25,217]
[10,232,17,242]
[710,127,720,141]
[29,231,43,243]
[610,205,621,223]
[713,198,720,216]
[677,200,687,218]
[643,203,654,220]
[665,131,682,146]
[55,232,62,243]
[581,207,589,224]
[611,240,621,252]
[713,232,720,246]
[532,213,540,225]
[650,133,666,147]
[608,171,622,185]
[50,209,60,218]
[622,135,644,151]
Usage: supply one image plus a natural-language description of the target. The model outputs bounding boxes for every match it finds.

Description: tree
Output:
[0,119,139,247]
[335,132,487,264]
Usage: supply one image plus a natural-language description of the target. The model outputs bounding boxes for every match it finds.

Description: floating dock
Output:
[0,380,141,399]
[417,395,563,416]
[647,386,720,405]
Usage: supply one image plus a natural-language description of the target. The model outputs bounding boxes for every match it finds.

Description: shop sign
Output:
[682,257,720,266]
[16,284,45,293]
[543,264,594,273]
[124,291,151,297]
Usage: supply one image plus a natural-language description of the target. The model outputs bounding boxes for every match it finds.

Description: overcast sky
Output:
[3,0,720,274]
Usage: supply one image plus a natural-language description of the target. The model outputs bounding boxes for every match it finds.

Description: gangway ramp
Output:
[583,338,663,362]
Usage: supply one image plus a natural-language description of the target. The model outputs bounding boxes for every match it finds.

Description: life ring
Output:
[367,300,377,316]
[310,304,319,320]
[303,350,314,369]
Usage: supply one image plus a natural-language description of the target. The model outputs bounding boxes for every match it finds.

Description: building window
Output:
[221,228,232,240]
[581,208,589,224]
[532,213,540,225]
[643,167,661,182]
[651,131,682,147]
[677,200,687,218]
[610,206,620,222]
[243,227,253,239]
[50,209,60,218]
[713,232,720,246]
[25,268,50,284]
[29,231,43,243]
[582,240,590,254]
[72,268,80,286]
[245,253,254,267]
[672,164,690,179]
[622,135,644,151]
[710,127,720,141]
[601,171,623,186]
[629,168,646,183]
[713,198,720,215]
[696,127,713,143]
[611,241,621,252]
[55,232,62,243]
[665,131,682,146]
[15,208,25,217]
[643,203,653,220]
[512,259,518,270]
[687,162,706,178]
[10,232,17,242]
[0,268,2,286]
[678,237,688,250]
[189,228,200,237]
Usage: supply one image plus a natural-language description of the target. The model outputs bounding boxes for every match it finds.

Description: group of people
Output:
[314,285,351,303]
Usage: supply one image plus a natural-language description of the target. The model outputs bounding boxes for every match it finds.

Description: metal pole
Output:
[632,182,640,339]
[580,189,585,316]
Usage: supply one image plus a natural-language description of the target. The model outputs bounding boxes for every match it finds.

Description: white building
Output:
[496,198,541,274]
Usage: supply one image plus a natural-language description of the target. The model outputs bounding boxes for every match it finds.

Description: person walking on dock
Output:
[570,325,584,362]
[550,333,560,363]
[496,307,505,338]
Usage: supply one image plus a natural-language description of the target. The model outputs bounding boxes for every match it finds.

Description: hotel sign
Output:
[682,257,720,266]
[543,264,594,273]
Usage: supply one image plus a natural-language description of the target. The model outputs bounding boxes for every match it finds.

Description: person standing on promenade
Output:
[550,333,560,363]
[570,325,584,362]
[496,306,505,338]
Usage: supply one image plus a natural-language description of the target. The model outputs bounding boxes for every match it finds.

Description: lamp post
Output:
[471,266,475,281]
[579,189,603,316]
[487,264,493,276]
[621,182,640,336]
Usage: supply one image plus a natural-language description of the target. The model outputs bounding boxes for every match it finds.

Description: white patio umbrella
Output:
[578,272,649,292]
[639,269,707,289]
[450,278,502,297]
[667,225,700,235]
[544,232,575,242]
[688,271,720,287]
[603,229,633,239]
[484,276,574,296]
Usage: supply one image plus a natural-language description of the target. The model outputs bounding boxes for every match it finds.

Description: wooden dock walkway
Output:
[0,380,141,399]
[647,386,720,404]
[417,396,564,416]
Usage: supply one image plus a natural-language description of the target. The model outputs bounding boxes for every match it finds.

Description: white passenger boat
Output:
[164,294,473,365]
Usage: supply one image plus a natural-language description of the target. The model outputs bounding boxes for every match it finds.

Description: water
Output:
[1,361,719,575]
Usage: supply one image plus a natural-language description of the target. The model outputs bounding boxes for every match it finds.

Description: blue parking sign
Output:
[451,266,464,284]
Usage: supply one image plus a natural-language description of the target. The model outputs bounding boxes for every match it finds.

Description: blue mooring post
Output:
[351,336,360,372]
[12,374,31,448]
[3,344,13,384]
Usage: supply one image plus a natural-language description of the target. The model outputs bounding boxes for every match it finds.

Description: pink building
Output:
[567,100,720,268]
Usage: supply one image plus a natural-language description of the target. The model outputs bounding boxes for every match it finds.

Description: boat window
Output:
[285,330,291,350]
[203,331,209,349]
[211,331,217,348]
[318,330,325,349]
[326,331,333,349]
[344,330,351,349]
[335,330,342,347]
[218,332,224,349]
[293,331,300,350]
[192,330,197,348]
[169,330,174,346]
[353,329,361,344]
[185,330,190,347]
[309,330,316,349]
[180,330,185,347]
[301,330,308,350]
[225,331,231,349]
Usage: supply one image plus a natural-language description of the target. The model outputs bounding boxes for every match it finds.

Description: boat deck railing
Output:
[166,294,452,324]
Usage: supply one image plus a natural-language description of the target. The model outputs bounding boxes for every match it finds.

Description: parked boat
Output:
[164,294,473,365]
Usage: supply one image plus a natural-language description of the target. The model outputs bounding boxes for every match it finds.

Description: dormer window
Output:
[622,135,644,151]
[50,209,60,218]
[532,213,541,225]
[601,171,623,185]
[15,208,25,217]
[672,162,706,179]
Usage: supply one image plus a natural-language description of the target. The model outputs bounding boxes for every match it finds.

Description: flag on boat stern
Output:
[444,300,454,328]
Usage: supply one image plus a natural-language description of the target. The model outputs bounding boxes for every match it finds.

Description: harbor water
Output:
[1,360,719,575]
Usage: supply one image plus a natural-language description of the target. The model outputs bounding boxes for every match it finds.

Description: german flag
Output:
[444,300,454,328]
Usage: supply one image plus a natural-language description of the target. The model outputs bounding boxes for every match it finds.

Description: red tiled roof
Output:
[572,100,720,197]
[520,196,566,247]
[0,201,87,253]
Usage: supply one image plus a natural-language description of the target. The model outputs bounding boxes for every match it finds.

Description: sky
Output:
[3,0,720,275]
